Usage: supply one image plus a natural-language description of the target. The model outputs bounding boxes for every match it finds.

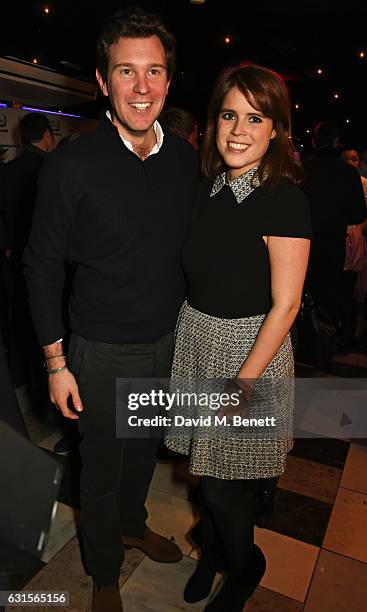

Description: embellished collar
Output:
[210,166,260,203]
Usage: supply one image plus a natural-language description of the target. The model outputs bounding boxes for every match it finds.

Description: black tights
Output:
[199,476,259,582]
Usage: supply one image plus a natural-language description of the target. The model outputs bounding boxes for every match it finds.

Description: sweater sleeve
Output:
[23,155,73,346]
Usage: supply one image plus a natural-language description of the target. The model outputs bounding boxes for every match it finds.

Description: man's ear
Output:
[96,69,108,97]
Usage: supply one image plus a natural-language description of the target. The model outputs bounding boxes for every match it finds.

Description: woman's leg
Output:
[184,491,223,603]
[201,475,257,581]
[200,476,266,611]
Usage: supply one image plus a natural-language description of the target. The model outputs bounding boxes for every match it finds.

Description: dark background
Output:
[1,0,366,150]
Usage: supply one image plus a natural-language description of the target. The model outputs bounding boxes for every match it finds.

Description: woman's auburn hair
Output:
[201,63,303,189]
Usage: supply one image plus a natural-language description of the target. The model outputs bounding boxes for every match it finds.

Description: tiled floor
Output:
[303,550,367,612]
[6,352,367,611]
[120,556,222,611]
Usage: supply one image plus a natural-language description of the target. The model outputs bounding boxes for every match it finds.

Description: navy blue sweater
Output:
[24,116,198,345]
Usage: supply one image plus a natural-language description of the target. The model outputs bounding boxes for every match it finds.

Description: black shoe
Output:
[53,437,71,455]
[184,557,218,603]
[204,545,266,612]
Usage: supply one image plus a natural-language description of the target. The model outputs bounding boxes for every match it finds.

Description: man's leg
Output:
[118,437,159,537]
[118,332,173,535]
[118,332,182,561]
[69,334,156,586]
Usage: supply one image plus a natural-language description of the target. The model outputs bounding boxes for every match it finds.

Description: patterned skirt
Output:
[165,301,295,480]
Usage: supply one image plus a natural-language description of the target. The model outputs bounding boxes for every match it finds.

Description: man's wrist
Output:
[44,355,67,370]
[43,339,64,356]
[43,340,66,370]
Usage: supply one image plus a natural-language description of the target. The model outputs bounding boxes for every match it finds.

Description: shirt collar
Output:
[106,110,164,157]
[210,166,260,203]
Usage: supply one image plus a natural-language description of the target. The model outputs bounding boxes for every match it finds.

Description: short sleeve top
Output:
[183,173,312,318]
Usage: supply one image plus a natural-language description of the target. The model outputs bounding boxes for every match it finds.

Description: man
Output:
[340,147,367,349]
[24,7,198,611]
[0,113,55,398]
[302,122,366,326]
[1,112,55,259]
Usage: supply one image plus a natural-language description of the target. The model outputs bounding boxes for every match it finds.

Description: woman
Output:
[165,63,311,611]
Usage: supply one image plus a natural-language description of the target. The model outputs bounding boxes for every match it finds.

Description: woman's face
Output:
[216,86,276,180]
[342,149,360,170]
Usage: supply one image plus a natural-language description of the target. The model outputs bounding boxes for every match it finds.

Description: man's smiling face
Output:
[96,35,170,140]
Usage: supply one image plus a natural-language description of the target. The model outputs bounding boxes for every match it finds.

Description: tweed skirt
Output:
[165,301,295,479]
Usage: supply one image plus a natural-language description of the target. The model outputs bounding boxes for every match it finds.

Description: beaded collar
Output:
[210,165,260,203]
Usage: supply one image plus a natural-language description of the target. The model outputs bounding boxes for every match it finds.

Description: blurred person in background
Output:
[160,106,200,151]
[302,122,365,336]
[0,145,11,346]
[1,113,55,260]
[341,147,367,347]
[0,112,55,413]
[0,213,11,348]
[341,147,367,202]
[359,148,367,178]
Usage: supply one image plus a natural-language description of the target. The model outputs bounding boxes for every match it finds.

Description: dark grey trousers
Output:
[68,331,174,586]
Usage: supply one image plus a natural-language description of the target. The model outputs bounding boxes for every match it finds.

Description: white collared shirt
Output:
[106,110,164,157]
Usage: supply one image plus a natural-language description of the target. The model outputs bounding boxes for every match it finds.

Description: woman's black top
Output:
[183,175,312,319]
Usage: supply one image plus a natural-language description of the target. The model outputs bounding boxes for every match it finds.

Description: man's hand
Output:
[43,340,83,419]
[48,368,84,419]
